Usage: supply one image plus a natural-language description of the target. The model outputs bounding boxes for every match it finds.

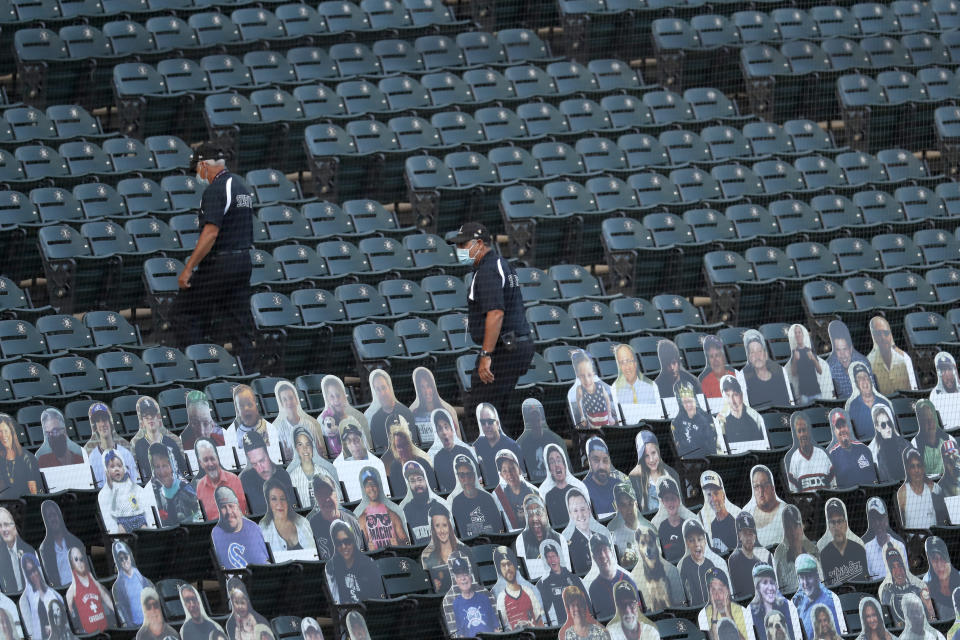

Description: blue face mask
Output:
[195,171,209,188]
[456,241,476,265]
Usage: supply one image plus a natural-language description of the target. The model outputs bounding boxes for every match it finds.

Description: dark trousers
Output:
[467,339,535,439]
[171,251,254,368]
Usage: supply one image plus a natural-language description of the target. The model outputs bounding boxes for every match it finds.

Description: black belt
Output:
[211,248,249,256]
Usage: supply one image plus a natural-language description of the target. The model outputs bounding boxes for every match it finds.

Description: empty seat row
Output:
[252,198,415,243]
[654,2,960,54]
[296,87,743,204]
[5,0,461,32]
[703,249,960,331]
[0,178,203,224]
[142,237,465,302]
[0,135,191,184]
[121,58,648,124]
[522,183,960,247]
[20,25,548,79]
[405,149,943,237]
[21,14,528,109]
[744,33,960,75]
[118,58,649,150]
[0,342,249,406]
[0,311,144,362]
[705,240,960,285]
[0,168,302,230]
[259,82,730,126]
[306,103,803,166]
[740,35,960,123]
[303,99,754,165]
[838,76,960,153]
[112,49,630,99]
[601,199,960,304]
[0,103,112,144]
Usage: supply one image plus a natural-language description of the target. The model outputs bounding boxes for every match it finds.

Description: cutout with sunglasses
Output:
[18,551,66,640]
[111,541,153,629]
[136,587,177,640]
[867,316,917,397]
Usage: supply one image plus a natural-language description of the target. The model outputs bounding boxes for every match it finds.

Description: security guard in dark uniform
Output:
[453,223,535,437]
[173,145,254,368]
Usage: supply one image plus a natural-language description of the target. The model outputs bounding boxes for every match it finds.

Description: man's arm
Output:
[477,309,504,383]
[178,224,221,289]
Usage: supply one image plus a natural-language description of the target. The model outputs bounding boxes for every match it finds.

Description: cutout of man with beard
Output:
[492,546,545,630]
[817,498,868,586]
[606,580,657,640]
[517,495,564,581]
[790,554,845,640]
[400,461,444,544]
[931,352,960,431]
[354,467,408,550]
[878,544,935,624]
[178,583,223,640]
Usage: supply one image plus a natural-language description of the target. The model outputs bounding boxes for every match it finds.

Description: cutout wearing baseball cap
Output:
[795,554,819,575]
[924,536,948,559]
[736,511,756,532]
[683,518,706,540]
[613,580,639,607]
[705,566,729,588]
[936,352,955,370]
[89,402,110,420]
[752,563,775,580]
[449,552,472,575]
[657,477,680,498]
[137,396,160,416]
[701,471,722,490]
[850,362,871,383]
[242,430,267,453]
[866,496,887,516]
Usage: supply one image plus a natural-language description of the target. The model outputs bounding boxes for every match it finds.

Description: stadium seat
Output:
[0,319,50,363]
[526,304,580,345]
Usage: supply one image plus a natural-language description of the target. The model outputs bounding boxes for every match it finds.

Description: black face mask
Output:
[49,432,68,458]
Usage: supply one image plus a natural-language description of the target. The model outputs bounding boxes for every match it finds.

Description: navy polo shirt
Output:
[467,251,529,345]
[199,171,254,253]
